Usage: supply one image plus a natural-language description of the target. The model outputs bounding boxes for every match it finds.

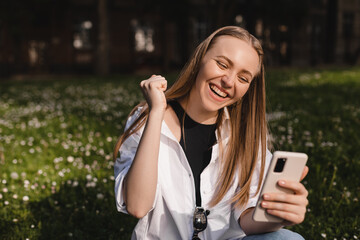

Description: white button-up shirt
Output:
[114,107,272,240]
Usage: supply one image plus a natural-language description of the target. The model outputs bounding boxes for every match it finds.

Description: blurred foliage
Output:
[0,68,359,239]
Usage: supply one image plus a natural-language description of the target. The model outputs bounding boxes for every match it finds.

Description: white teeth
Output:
[210,84,227,98]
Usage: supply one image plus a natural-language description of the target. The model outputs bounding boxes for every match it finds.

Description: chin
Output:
[202,99,226,113]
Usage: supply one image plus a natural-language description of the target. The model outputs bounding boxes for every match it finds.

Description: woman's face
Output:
[189,35,260,116]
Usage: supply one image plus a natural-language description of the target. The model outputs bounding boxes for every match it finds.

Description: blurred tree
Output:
[0,0,58,73]
[206,0,242,29]
[325,0,337,63]
[202,0,310,33]
[97,0,110,76]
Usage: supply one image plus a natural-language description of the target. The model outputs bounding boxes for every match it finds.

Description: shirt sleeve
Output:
[233,148,273,221]
[114,108,143,214]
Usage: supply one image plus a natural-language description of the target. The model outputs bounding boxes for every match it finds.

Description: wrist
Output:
[148,107,165,120]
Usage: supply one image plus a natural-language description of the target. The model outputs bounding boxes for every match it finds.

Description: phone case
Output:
[252,151,308,222]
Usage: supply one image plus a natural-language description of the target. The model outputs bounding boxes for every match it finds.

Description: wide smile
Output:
[209,84,228,98]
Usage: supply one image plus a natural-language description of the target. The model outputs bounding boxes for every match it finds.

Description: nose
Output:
[221,74,235,88]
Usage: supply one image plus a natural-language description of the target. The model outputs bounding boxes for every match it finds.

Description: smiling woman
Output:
[186,35,260,122]
[113,26,308,240]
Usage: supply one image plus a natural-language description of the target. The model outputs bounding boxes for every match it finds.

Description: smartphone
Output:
[252,151,308,222]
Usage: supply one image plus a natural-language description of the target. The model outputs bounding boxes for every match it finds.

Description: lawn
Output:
[0,68,359,240]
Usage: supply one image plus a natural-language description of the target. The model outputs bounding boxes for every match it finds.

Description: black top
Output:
[169,101,217,206]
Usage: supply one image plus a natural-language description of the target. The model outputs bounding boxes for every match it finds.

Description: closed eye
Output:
[216,60,228,69]
[238,76,249,83]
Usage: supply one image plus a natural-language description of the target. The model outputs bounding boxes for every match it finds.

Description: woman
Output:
[114,26,308,239]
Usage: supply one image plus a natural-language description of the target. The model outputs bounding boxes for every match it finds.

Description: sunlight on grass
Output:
[0,69,359,239]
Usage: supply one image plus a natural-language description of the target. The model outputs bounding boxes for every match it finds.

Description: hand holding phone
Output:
[252,151,308,222]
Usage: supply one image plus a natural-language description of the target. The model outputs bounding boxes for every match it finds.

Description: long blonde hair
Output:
[114,26,267,209]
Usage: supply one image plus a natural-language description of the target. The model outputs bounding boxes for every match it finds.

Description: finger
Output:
[146,79,167,90]
[159,81,167,91]
[266,208,305,224]
[261,200,307,217]
[263,192,309,206]
[149,75,164,81]
[300,166,309,181]
[277,180,308,196]
[141,75,164,85]
[140,78,166,89]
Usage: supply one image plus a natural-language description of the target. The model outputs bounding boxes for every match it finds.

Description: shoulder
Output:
[163,104,181,142]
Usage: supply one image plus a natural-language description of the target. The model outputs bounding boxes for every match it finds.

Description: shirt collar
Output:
[219,107,230,141]
[223,106,230,121]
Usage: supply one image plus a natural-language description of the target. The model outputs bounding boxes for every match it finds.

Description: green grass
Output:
[0,68,359,239]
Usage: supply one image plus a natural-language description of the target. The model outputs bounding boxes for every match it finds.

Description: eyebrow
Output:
[215,55,254,79]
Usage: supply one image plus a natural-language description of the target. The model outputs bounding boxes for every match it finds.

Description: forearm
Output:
[124,110,164,218]
[240,208,283,235]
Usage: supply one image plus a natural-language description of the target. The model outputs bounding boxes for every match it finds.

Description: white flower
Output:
[4,200,9,205]
[321,233,326,238]
[106,136,112,142]
[86,182,96,188]
[11,172,19,179]
[96,193,104,200]
[72,181,79,187]
[67,156,74,163]
[23,196,29,202]
[13,194,18,199]
[53,157,63,164]
[2,188,8,193]
[24,180,30,186]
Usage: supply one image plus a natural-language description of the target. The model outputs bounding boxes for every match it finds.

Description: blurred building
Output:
[0,0,360,76]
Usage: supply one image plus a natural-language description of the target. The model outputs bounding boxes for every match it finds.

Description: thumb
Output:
[159,81,167,91]
[300,166,309,181]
